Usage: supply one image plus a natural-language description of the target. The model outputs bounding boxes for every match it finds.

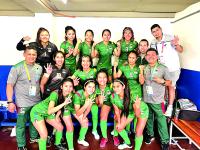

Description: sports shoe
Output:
[161,143,169,150]
[113,136,120,146]
[30,138,39,143]
[78,140,89,146]
[165,105,173,117]
[118,143,132,149]
[100,138,108,148]
[144,134,155,144]
[92,131,100,140]
[18,146,27,150]
[111,130,114,136]
[55,143,66,150]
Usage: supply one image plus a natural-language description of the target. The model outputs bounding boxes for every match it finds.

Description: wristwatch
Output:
[7,101,13,104]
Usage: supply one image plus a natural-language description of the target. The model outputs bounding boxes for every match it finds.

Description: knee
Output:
[81,118,88,127]
[40,132,48,139]
[56,123,64,131]
[66,125,74,132]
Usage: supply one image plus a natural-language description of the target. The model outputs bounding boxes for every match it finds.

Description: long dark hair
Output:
[114,77,130,117]
[65,26,77,47]
[57,78,74,105]
[122,27,134,41]
[96,69,108,84]
[36,27,50,46]
[85,29,94,47]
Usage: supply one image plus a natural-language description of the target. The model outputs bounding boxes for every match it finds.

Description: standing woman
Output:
[118,27,138,67]
[30,78,73,150]
[91,29,120,81]
[16,27,58,69]
[40,51,71,99]
[73,79,96,146]
[95,69,112,147]
[110,78,132,149]
[60,26,81,74]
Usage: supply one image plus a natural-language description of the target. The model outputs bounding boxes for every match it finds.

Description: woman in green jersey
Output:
[95,69,112,147]
[30,78,73,150]
[73,79,96,147]
[91,29,120,82]
[118,27,138,67]
[60,26,81,74]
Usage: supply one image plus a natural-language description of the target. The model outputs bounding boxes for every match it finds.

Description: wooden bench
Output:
[169,118,200,150]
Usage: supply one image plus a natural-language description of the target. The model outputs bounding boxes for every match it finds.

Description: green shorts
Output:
[30,108,56,123]
[63,108,75,116]
[128,101,149,119]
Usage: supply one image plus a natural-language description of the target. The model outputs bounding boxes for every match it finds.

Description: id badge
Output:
[146,86,153,95]
[29,85,36,96]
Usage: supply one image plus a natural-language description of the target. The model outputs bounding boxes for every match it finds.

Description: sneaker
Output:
[113,136,120,146]
[92,131,100,140]
[55,143,66,150]
[78,140,89,147]
[118,143,132,149]
[18,146,27,150]
[161,143,169,150]
[111,130,114,136]
[100,138,108,148]
[144,134,155,144]
[30,138,39,144]
[165,105,173,117]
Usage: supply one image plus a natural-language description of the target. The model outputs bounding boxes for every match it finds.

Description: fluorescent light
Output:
[61,0,68,4]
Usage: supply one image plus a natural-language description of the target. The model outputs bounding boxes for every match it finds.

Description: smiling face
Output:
[66,29,76,42]
[123,29,133,41]
[24,49,37,65]
[54,52,64,67]
[97,72,108,86]
[146,50,158,65]
[113,81,125,95]
[84,82,95,95]
[128,52,137,65]
[39,30,50,43]
[81,56,91,70]
[85,31,94,43]
[102,30,111,42]
[61,81,74,96]
[139,41,148,54]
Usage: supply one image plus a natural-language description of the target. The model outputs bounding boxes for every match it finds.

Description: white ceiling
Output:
[0,0,199,18]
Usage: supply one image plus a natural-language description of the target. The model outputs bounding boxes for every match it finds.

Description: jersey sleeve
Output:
[49,91,59,103]
[7,67,18,85]
[73,70,79,78]
[73,92,81,105]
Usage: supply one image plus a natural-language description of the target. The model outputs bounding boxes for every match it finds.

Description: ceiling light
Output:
[61,0,68,4]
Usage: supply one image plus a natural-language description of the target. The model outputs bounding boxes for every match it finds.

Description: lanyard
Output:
[150,63,158,81]
[24,61,31,82]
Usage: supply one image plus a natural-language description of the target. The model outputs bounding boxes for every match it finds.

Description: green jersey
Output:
[119,65,142,101]
[136,55,148,66]
[95,41,116,70]
[74,90,96,106]
[78,41,92,56]
[60,41,76,73]
[31,91,58,117]
[95,84,112,106]
[73,68,97,82]
[119,39,138,66]
[110,93,124,110]
[64,93,75,112]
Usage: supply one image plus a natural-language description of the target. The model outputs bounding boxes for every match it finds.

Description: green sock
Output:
[66,131,74,149]
[79,127,88,141]
[119,129,131,145]
[135,136,143,150]
[55,131,62,145]
[100,120,107,138]
[114,121,118,136]
[134,118,137,132]
[38,138,47,150]
[126,123,131,132]
[91,104,98,132]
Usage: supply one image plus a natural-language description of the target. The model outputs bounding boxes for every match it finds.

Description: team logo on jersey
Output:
[47,48,52,52]
[56,73,62,79]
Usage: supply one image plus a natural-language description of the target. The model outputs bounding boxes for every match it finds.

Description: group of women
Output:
[17,26,149,150]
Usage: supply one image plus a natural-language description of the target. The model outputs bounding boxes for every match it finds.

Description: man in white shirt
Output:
[150,24,183,117]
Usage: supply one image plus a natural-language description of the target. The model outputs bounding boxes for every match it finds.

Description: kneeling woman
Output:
[30,78,73,150]
[115,80,149,150]
[73,79,96,147]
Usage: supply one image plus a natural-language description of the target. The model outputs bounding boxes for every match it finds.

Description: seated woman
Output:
[73,79,96,146]
[30,78,73,150]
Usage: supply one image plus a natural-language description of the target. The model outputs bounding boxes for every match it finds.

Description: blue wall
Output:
[0,66,200,109]
[177,68,200,110]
